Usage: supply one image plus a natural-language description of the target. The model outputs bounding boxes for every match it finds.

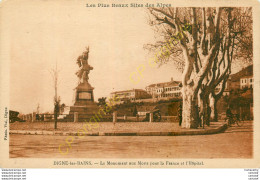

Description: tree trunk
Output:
[210,94,219,122]
[206,103,211,126]
[182,86,198,128]
[202,97,207,126]
[54,103,59,129]
[198,94,204,128]
[54,113,57,129]
[200,94,211,126]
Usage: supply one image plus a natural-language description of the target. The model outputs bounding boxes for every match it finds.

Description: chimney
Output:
[171,77,173,82]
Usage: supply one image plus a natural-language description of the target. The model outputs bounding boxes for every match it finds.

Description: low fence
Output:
[21,114,33,121]
[20,112,178,123]
[21,114,70,122]
[117,115,178,122]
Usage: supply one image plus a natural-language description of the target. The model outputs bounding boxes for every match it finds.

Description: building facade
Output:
[240,76,253,89]
[146,78,181,99]
[215,81,230,96]
[110,89,151,101]
[229,64,253,91]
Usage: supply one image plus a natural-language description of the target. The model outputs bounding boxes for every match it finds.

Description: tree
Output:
[98,97,107,107]
[147,7,252,128]
[50,62,60,129]
[60,103,66,114]
[208,7,252,122]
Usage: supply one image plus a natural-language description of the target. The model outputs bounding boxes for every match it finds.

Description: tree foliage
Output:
[146,7,252,128]
[97,97,107,107]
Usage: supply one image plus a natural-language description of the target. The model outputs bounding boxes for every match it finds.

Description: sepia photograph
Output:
[0,0,259,168]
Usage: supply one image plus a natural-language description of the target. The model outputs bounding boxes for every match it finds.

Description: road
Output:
[9,121,253,158]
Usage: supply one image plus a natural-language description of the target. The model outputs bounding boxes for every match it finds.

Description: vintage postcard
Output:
[0,0,259,168]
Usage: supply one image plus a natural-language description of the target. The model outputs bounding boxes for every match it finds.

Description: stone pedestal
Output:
[64,47,110,122]
[65,82,100,122]
[74,82,94,106]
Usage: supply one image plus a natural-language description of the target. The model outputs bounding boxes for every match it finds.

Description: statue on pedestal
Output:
[75,47,93,84]
[65,46,101,122]
[73,46,95,104]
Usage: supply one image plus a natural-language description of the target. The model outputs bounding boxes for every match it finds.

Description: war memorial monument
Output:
[65,47,100,122]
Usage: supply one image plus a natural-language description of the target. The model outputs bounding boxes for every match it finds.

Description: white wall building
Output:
[110,89,151,101]
[240,76,253,89]
[146,78,181,99]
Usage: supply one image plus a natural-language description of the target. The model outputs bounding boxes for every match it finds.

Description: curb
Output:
[9,124,228,136]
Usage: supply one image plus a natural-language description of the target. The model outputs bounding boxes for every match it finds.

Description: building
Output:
[145,78,181,99]
[240,76,253,89]
[229,64,253,90]
[214,65,253,96]
[215,81,230,96]
[110,89,151,101]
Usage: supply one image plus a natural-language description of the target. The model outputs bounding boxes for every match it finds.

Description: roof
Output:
[147,80,181,88]
[230,65,253,82]
[111,89,147,94]
[240,76,253,79]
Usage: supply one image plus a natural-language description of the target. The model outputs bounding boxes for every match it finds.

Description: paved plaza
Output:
[9,121,253,158]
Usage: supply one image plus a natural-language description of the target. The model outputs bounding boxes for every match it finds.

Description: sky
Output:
[2,0,182,114]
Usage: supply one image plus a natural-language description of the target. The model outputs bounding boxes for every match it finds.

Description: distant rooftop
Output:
[147,80,181,88]
[230,64,253,82]
[111,89,147,94]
